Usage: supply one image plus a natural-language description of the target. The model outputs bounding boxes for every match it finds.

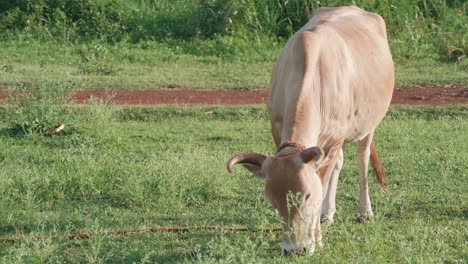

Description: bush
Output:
[0,0,134,42]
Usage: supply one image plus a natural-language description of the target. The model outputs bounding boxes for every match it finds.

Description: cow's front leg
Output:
[315,214,323,249]
[356,133,374,220]
[321,146,344,225]
[307,214,323,255]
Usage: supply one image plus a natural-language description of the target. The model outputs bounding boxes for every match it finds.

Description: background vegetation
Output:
[1,0,467,62]
[0,0,467,90]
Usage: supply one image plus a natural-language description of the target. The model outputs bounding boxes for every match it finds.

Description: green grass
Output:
[0,37,279,90]
[1,38,467,91]
[0,61,274,91]
[0,105,466,263]
[395,61,468,86]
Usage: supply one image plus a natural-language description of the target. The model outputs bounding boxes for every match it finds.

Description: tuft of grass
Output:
[77,44,118,75]
[4,81,73,136]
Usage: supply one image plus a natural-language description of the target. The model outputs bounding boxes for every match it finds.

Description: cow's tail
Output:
[370,140,387,192]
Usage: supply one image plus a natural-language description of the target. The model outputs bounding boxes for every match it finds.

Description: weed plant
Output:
[77,44,117,75]
[4,81,72,135]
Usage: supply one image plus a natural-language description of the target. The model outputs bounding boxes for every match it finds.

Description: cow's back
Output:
[268,6,394,146]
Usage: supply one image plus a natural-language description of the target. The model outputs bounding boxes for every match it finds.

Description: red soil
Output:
[1,85,467,106]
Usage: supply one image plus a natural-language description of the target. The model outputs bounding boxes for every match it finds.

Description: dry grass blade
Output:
[48,124,65,134]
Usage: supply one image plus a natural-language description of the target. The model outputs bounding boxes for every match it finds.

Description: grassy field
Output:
[1,38,467,91]
[0,105,466,263]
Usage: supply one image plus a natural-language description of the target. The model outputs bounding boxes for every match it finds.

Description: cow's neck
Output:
[280,85,323,149]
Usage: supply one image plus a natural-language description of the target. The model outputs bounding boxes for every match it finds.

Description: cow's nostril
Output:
[283,249,290,256]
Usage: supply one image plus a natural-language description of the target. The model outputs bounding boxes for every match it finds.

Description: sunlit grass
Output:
[1,40,466,91]
[0,105,466,263]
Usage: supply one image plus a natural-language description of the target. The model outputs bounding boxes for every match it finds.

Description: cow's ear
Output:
[300,147,324,168]
[304,142,343,172]
[227,152,267,178]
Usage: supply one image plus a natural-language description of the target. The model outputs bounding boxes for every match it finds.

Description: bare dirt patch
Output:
[1,85,467,106]
[71,89,268,105]
[390,85,468,106]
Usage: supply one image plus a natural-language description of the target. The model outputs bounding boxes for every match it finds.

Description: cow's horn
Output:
[227,153,267,173]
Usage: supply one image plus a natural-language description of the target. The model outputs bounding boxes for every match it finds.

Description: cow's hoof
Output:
[320,214,334,225]
[358,211,374,222]
[316,240,323,249]
[308,244,316,255]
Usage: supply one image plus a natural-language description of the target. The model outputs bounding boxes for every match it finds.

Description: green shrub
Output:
[434,7,468,61]
[126,0,200,41]
[0,0,135,42]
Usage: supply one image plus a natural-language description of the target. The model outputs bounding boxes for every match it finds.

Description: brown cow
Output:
[227,6,394,255]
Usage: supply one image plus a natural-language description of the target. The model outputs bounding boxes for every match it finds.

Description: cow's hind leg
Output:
[356,133,374,220]
[321,145,344,225]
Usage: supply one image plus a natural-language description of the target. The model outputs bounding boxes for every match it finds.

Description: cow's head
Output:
[227,142,331,255]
